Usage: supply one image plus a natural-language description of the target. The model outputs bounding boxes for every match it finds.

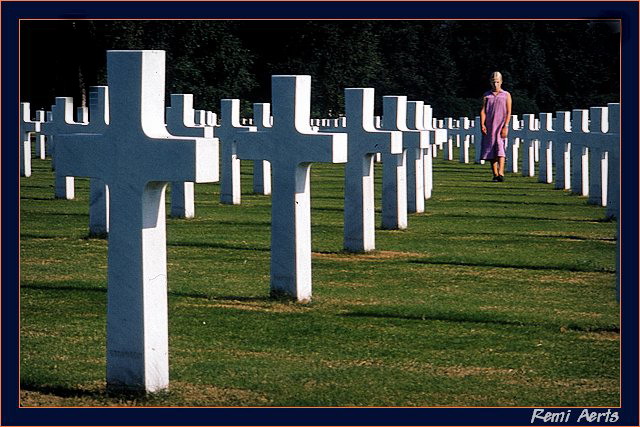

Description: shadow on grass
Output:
[341,311,620,333]
[20,282,276,303]
[20,381,107,400]
[20,380,172,404]
[168,241,270,252]
[408,258,615,273]
[453,198,592,207]
[430,212,612,223]
[427,229,616,242]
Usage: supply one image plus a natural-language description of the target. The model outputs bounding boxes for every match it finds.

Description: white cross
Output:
[235,75,347,301]
[552,111,572,190]
[471,116,485,165]
[505,116,521,174]
[581,106,610,206]
[54,50,218,392]
[570,109,590,196]
[217,99,256,205]
[537,113,554,184]
[603,103,620,219]
[421,105,444,197]
[86,86,110,236]
[404,100,430,213]
[41,97,85,199]
[338,88,402,252]
[251,103,272,195]
[515,114,539,177]
[165,94,217,218]
[378,96,418,227]
[19,102,42,177]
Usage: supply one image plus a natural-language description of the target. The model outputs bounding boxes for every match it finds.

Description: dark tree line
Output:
[20,20,619,119]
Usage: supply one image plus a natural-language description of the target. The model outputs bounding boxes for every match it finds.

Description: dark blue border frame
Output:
[3,2,638,426]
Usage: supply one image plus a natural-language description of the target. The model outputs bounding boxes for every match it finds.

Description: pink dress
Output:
[480,90,509,160]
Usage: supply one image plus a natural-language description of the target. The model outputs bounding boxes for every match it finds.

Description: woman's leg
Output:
[491,159,499,177]
[498,156,505,176]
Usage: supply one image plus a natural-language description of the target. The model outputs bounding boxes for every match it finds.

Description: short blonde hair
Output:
[490,71,503,81]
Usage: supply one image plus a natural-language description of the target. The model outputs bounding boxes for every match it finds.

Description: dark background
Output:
[20,19,620,119]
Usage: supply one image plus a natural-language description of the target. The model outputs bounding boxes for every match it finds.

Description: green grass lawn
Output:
[20,151,619,407]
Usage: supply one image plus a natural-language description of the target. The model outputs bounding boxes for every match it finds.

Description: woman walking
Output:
[480,71,512,182]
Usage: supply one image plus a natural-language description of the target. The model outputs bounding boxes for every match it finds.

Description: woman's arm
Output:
[480,97,488,135]
[501,92,512,138]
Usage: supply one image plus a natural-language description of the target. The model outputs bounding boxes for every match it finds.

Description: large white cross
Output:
[235,75,347,301]
[339,88,402,252]
[55,50,218,392]
[165,94,217,218]
[217,99,256,205]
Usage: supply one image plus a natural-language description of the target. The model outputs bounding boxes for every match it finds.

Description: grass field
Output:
[20,151,619,407]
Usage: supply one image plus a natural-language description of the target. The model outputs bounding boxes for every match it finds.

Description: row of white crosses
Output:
[24,49,620,393]
[28,49,456,393]
[433,106,620,220]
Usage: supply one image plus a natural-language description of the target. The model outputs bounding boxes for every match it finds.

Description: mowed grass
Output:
[20,148,619,407]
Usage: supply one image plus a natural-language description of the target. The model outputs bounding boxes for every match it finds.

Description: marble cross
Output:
[506,116,521,174]
[235,75,347,301]
[165,94,217,218]
[472,116,485,165]
[570,109,590,196]
[537,113,554,184]
[217,99,256,204]
[603,103,620,219]
[552,111,572,190]
[251,103,272,195]
[518,114,538,178]
[338,88,402,252]
[19,102,42,177]
[86,86,110,236]
[55,50,218,392]
[404,100,430,213]
[421,105,445,198]
[41,97,86,199]
[582,106,613,207]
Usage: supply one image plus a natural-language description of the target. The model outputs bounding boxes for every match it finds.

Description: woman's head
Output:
[489,71,503,91]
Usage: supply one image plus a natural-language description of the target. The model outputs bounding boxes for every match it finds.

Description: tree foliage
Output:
[20,20,619,119]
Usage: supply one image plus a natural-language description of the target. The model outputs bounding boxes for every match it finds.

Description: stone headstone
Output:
[552,111,572,190]
[235,75,347,301]
[337,88,402,252]
[379,96,408,228]
[404,100,430,213]
[86,86,110,236]
[55,50,219,392]
[41,97,87,199]
[217,99,256,205]
[19,102,41,177]
[604,103,620,219]
[251,103,273,195]
[570,109,590,196]
[583,107,609,206]
[537,113,553,184]
[165,94,217,218]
